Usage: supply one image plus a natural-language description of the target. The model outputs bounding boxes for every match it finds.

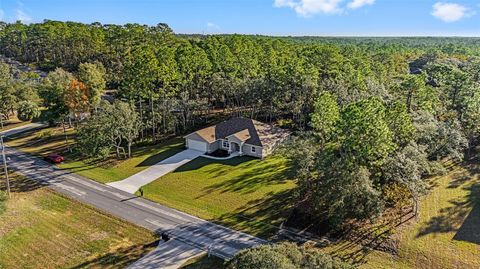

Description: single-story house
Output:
[184,117,290,158]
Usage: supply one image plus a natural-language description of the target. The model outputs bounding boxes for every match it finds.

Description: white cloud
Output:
[347,0,374,9]
[274,0,344,17]
[207,22,220,29]
[431,2,473,22]
[16,9,32,23]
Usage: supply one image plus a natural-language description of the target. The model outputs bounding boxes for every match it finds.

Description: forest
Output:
[1,20,480,231]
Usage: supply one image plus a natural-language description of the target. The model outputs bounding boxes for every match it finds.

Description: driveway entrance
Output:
[107,149,204,193]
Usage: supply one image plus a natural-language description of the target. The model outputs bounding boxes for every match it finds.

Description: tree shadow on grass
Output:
[195,157,294,197]
[0,174,43,193]
[214,188,297,239]
[326,210,415,267]
[175,156,252,174]
[453,202,480,244]
[417,160,480,241]
[69,239,159,269]
[133,139,185,167]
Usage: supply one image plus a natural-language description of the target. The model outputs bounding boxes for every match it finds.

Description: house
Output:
[184,117,290,158]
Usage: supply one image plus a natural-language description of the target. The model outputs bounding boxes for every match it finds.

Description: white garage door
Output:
[187,139,207,153]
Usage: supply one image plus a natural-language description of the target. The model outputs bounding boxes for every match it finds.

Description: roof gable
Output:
[215,117,262,146]
[186,117,289,148]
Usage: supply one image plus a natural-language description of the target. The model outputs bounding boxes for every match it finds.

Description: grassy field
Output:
[322,161,480,269]
[5,126,185,184]
[140,155,296,238]
[0,117,30,132]
[5,127,297,237]
[180,254,226,269]
[0,174,158,269]
[5,126,75,156]
[8,125,479,268]
[59,138,184,184]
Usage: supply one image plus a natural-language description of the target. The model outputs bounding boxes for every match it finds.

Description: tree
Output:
[382,142,429,216]
[65,79,90,121]
[0,62,14,127]
[385,101,416,146]
[76,100,141,159]
[310,92,340,143]
[339,97,396,166]
[77,62,106,107]
[17,101,40,121]
[398,74,425,112]
[462,90,480,153]
[414,111,467,161]
[227,243,354,269]
[40,68,74,122]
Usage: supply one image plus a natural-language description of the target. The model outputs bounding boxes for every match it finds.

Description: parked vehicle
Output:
[44,154,65,164]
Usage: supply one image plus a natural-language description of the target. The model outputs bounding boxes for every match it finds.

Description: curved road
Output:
[4,146,266,259]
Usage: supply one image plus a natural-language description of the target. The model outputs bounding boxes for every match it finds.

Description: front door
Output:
[231,142,240,152]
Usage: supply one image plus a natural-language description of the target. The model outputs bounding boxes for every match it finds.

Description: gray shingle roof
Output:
[215,117,263,146]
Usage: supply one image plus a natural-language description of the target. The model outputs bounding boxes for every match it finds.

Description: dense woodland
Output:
[1,20,480,231]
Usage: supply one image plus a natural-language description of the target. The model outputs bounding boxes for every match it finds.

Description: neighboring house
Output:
[184,117,290,158]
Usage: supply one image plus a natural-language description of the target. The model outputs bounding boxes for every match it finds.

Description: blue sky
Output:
[0,0,479,36]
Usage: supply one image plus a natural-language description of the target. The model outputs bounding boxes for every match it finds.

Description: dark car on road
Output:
[44,154,65,164]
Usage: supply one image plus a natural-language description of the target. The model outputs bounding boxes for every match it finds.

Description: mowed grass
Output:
[5,126,185,184]
[140,155,296,238]
[5,126,75,156]
[323,161,480,269]
[180,254,226,269]
[0,175,158,269]
[6,125,296,237]
[59,138,184,184]
[0,117,30,132]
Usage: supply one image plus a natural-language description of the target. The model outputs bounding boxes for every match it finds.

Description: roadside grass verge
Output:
[0,116,30,132]
[140,155,296,238]
[180,254,226,269]
[4,126,75,156]
[322,160,480,269]
[5,124,297,239]
[59,138,184,184]
[0,174,158,269]
[5,126,185,184]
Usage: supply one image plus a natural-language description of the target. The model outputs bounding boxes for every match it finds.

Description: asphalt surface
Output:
[4,146,266,259]
[128,239,205,269]
[0,122,47,137]
[108,149,204,194]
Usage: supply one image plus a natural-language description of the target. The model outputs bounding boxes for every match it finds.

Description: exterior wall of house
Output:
[220,139,230,151]
[208,140,219,153]
[242,144,263,158]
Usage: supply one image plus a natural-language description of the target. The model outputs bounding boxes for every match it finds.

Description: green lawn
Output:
[0,174,158,269]
[180,254,226,269]
[6,126,297,237]
[322,161,480,269]
[0,117,30,132]
[59,138,184,184]
[5,126,185,184]
[140,155,296,238]
[5,126,75,156]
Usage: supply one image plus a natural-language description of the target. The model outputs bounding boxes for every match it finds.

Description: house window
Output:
[223,140,230,148]
[251,146,256,153]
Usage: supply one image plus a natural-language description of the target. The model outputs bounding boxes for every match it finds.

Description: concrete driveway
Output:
[107,149,204,193]
[6,146,267,260]
[128,239,205,269]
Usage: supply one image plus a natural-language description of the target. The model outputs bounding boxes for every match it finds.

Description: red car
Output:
[44,154,65,164]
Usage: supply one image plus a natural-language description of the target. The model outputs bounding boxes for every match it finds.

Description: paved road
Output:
[0,122,47,137]
[128,239,205,269]
[4,146,266,259]
[108,149,204,194]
